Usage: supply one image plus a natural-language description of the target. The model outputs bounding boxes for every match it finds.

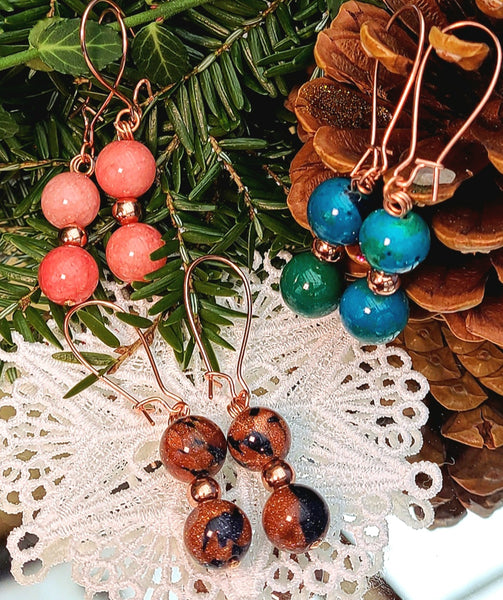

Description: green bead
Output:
[280,252,343,318]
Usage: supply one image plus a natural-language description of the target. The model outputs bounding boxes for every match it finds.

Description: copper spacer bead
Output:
[312,238,343,263]
[367,269,401,296]
[59,225,87,247]
[188,476,221,506]
[112,198,141,225]
[261,458,295,492]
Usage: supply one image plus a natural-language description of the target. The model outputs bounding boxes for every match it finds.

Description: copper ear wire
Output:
[183,256,253,418]
[63,300,190,426]
[383,21,503,216]
[350,4,426,195]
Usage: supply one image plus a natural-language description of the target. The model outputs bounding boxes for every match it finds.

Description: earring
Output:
[279,5,426,319]
[184,255,330,554]
[80,0,166,284]
[37,96,101,306]
[63,301,252,570]
[339,19,502,344]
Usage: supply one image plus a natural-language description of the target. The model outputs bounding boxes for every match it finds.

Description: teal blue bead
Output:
[339,278,409,344]
[280,252,343,318]
[359,209,430,274]
[307,177,363,246]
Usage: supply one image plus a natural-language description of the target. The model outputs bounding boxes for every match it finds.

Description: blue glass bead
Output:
[359,209,430,274]
[280,252,343,318]
[307,177,364,246]
[339,278,409,344]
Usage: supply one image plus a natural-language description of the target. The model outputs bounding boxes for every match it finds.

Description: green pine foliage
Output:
[0,0,332,382]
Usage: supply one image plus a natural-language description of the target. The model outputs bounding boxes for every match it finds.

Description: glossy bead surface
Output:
[38,245,99,305]
[228,407,291,471]
[41,172,100,228]
[159,415,227,483]
[262,484,330,553]
[184,499,252,569]
[339,278,409,344]
[307,177,363,245]
[262,458,294,492]
[105,222,166,282]
[189,476,221,506]
[280,252,343,318]
[95,140,156,198]
[59,226,87,247]
[359,209,430,274]
[112,198,141,225]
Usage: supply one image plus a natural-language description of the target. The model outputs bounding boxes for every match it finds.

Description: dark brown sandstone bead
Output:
[159,415,227,483]
[262,484,330,553]
[227,407,291,471]
[184,499,252,569]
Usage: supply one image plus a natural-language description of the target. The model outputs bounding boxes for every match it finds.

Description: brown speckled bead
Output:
[227,407,291,471]
[262,484,330,553]
[159,415,227,483]
[184,499,252,568]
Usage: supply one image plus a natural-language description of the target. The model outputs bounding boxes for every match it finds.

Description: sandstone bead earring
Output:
[184,255,330,553]
[80,0,166,284]
[64,300,252,570]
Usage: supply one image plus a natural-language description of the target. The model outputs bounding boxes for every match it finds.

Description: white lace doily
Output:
[0,255,442,599]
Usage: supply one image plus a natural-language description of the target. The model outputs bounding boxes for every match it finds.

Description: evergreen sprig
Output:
[0,0,330,384]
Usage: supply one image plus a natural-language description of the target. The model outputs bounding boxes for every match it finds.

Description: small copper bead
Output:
[262,458,295,492]
[59,225,87,247]
[184,499,252,569]
[159,415,227,483]
[112,198,141,225]
[227,407,291,472]
[367,269,401,296]
[312,238,343,263]
[189,476,221,506]
[262,484,330,554]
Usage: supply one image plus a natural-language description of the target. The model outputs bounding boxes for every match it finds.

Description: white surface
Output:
[0,564,83,599]
[385,511,503,600]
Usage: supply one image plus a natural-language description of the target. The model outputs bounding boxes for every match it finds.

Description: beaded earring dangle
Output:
[63,301,252,570]
[280,4,426,320]
[339,20,503,344]
[184,255,330,553]
[80,0,165,284]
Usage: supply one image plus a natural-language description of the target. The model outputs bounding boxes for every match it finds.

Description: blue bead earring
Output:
[340,19,502,344]
[281,4,426,320]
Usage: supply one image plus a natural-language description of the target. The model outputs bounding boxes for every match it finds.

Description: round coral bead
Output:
[95,140,156,198]
[105,222,166,282]
[38,245,99,305]
[41,172,100,229]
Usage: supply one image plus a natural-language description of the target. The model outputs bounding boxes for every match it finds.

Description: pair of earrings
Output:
[281,9,502,345]
[64,255,330,569]
[38,0,165,306]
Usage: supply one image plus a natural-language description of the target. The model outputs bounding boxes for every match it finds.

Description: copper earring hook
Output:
[63,300,189,426]
[183,255,253,417]
[80,0,142,140]
[384,20,502,215]
[351,4,426,194]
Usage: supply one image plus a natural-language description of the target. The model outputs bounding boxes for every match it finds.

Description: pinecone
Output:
[286,1,503,525]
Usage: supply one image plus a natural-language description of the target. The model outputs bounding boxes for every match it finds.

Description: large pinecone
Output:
[286,0,503,526]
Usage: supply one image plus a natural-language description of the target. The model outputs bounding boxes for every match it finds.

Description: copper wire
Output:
[63,300,189,425]
[183,255,253,417]
[350,5,426,193]
[383,20,502,216]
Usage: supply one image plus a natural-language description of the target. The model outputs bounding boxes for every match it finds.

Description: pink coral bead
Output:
[95,140,156,198]
[38,245,99,306]
[41,172,101,229]
[105,222,166,283]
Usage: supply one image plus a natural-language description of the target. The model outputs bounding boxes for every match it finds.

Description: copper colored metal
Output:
[59,226,88,247]
[261,458,295,492]
[112,198,141,224]
[183,255,253,417]
[312,238,344,263]
[64,300,189,425]
[189,476,221,506]
[367,269,401,296]
[384,21,503,214]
